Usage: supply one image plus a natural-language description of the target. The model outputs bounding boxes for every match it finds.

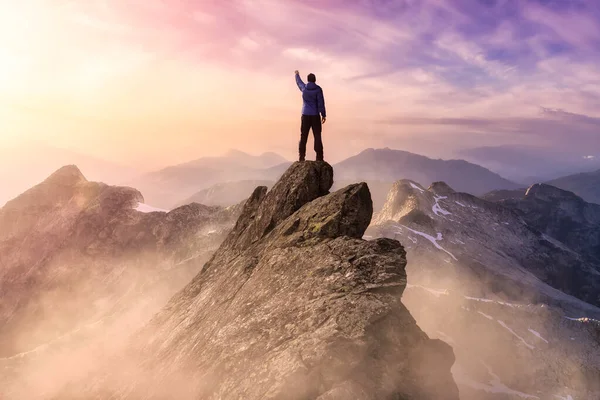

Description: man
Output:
[295,70,326,162]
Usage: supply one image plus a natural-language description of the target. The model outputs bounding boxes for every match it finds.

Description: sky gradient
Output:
[1,0,600,168]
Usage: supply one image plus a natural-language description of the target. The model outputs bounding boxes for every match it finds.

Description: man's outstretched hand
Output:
[294,70,299,75]
[322,116,326,124]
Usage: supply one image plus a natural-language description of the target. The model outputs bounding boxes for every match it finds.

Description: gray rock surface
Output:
[60,161,459,400]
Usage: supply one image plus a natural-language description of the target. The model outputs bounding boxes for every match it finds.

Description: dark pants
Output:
[299,115,324,161]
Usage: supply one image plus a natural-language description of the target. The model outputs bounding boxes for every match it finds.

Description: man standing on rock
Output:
[295,70,326,162]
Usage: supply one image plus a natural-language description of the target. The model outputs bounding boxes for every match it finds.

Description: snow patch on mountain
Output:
[528,329,549,344]
[454,364,540,399]
[554,395,574,400]
[465,296,516,308]
[399,225,457,260]
[407,284,449,297]
[135,203,169,213]
[410,182,425,192]
[432,195,452,216]
[478,311,494,320]
[498,320,535,350]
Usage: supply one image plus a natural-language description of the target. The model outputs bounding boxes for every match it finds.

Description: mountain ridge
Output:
[368,178,600,399]
[57,161,460,400]
[546,168,600,205]
[334,148,520,195]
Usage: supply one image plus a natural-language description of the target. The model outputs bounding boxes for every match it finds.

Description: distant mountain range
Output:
[148,148,520,210]
[334,148,520,195]
[0,143,140,207]
[176,180,275,208]
[481,169,600,205]
[546,169,600,205]
[459,145,600,184]
[127,150,289,209]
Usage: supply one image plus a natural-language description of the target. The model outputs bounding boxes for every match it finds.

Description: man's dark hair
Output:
[307,73,316,83]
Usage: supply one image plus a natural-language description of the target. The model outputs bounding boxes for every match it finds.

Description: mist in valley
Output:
[1,164,599,399]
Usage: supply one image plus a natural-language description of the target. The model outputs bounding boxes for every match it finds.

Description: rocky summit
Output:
[61,161,459,400]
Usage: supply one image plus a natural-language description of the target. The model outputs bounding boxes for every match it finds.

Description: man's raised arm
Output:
[295,70,305,91]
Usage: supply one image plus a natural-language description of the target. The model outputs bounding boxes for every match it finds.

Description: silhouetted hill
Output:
[177,180,274,207]
[127,151,289,208]
[0,144,139,207]
[501,183,600,264]
[546,169,600,205]
[459,145,600,184]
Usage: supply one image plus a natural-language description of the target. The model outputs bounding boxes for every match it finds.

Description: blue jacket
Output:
[296,75,326,118]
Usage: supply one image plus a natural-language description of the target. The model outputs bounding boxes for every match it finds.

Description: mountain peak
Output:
[524,183,579,201]
[45,165,87,187]
[223,161,334,250]
[428,181,455,196]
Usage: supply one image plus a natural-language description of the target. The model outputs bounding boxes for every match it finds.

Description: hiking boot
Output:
[299,156,306,162]
[316,155,324,162]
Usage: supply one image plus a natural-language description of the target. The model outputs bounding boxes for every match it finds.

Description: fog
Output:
[2,243,597,399]
[0,251,211,399]
[401,256,600,400]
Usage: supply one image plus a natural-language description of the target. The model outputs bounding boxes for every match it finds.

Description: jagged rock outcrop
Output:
[0,165,240,363]
[368,179,600,399]
[428,181,455,196]
[60,161,459,400]
[370,179,600,308]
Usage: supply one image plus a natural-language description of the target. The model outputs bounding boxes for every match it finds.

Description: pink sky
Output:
[1,0,600,169]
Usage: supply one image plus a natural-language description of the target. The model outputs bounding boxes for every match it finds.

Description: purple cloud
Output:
[3,0,600,164]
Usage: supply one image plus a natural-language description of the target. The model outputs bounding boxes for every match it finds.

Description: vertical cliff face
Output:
[63,161,459,400]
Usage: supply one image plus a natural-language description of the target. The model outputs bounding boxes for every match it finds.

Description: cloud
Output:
[2,0,600,166]
[540,107,600,126]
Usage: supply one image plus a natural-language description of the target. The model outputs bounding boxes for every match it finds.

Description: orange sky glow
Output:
[1,0,600,170]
